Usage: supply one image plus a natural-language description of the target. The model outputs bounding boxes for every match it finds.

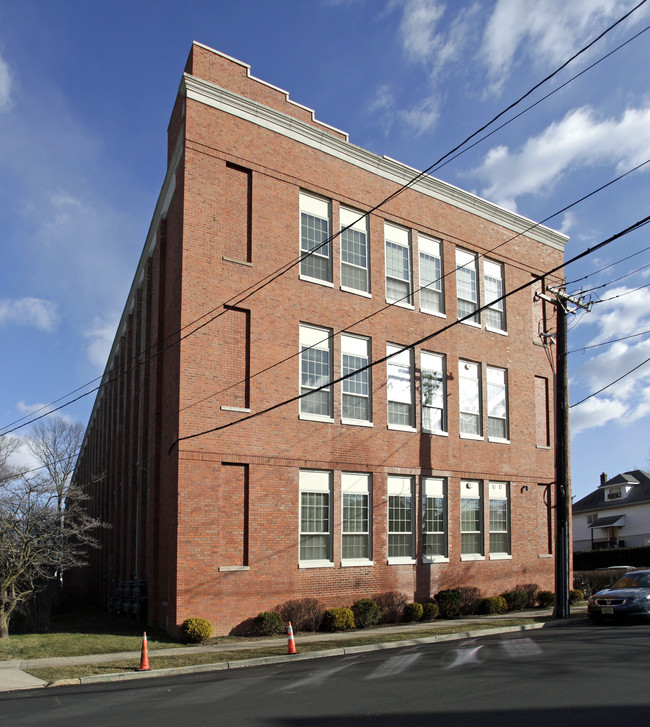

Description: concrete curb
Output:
[45,620,555,689]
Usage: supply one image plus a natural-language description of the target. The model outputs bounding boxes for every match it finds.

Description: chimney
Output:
[600,472,608,486]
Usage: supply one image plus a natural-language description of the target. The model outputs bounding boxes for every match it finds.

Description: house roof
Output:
[588,515,626,529]
[573,470,650,513]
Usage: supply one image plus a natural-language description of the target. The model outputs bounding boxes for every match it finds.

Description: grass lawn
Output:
[0,605,181,661]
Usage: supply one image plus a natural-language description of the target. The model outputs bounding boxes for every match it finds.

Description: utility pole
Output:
[540,285,591,618]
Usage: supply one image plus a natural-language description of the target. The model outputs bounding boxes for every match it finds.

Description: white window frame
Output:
[299,324,333,422]
[299,192,332,286]
[421,351,447,435]
[387,344,415,431]
[459,360,482,439]
[387,475,415,563]
[341,473,372,565]
[461,479,484,560]
[487,366,509,442]
[341,334,372,426]
[489,481,511,559]
[419,234,445,316]
[340,207,370,296]
[484,259,506,333]
[422,477,448,562]
[385,222,413,307]
[456,249,480,325]
[299,470,334,567]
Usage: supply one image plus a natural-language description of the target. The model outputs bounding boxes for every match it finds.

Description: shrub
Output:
[479,596,508,615]
[352,598,381,629]
[537,590,555,607]
[569,589,585,605]
[276,598,325,632]
[515,583,540,609]
[573,570,623,598]
[254,610,284,636]
[321,607,355,632]
[182,617,213,643]
[457,586,482,615]
[435,589,463,619]
[402,602,424,622]
[421,602,439,621]
[374,591,408,623]
[500,588,529,612]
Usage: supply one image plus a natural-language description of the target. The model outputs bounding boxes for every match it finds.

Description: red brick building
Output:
[71,42,567,636]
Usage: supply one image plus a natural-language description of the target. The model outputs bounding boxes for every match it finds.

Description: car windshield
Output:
[611,573,650,589]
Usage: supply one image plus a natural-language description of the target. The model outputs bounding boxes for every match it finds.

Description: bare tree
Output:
[0,419,103,639]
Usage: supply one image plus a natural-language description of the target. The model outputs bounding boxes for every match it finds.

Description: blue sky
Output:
[1,0,649,504]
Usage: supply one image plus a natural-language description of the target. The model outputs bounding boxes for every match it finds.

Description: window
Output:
[300,192,331,284]
[342,473,371,561]
[341,334,371,424]
[388,476,415,560]
[459,360,482,437]
[461,480,483,558]
[419,235,444,314]
[534,375,550,447]
[484,260,506,331]
[421,352,446,434]
[489,482,510,556]
[487,366,509,441]
[387,344,415,429]
[423,477,447,560]
[456,249,479,323]
[299,470,332,564]
[341,207,369,294]
[299,324,332,419]
[385,223,412,306]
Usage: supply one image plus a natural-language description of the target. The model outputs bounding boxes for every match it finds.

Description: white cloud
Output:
[84,316,119,369]
[400,97,440,137]
[481,0,643,94]
[570,395,627,435]
[473,104,650,210]
[570,287,650,434]
[0,54,11,112]
[0,297,58,331]
[399,0,446,65]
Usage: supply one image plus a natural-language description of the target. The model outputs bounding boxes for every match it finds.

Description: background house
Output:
[573,470,650,552]
[69,42,567,636]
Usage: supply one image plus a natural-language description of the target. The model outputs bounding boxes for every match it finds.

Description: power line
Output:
[592,281,650,304]
[169,213,650,451]
[568,329,650,354]
[3,2,646,439]
[570,356,650,408]
[565,241,650,287]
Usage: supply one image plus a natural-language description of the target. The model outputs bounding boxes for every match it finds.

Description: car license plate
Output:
[601,606,614,615]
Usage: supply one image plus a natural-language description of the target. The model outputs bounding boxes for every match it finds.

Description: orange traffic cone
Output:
[287,621,297,654]
[138,631,151,671]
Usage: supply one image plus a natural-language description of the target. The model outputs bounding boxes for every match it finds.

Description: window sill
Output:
[536,445,551,450]
[341,285,372,298]
[388,424,417,433]
[341,559,374,567]
[420,308,446,319]
[387,557,416,565]
[459,319,481,328]
[299,275,334,288]
[299,414,334,424]
[422,556,449,564]
[422,429,448,437]
[486,326,507,336]
[460,554,485,561]
[299,560,335,569]
[218,565,250,572]
[538,554,553,559]
[459,433,484,441]
[386,299,414,310]
[222,256,252,267]
[489,553,512,560]
[221,406,251,413]
[488,436,510,445]
[341,418,373,428]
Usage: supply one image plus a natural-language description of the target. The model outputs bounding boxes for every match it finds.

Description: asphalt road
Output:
[3,621,650,726]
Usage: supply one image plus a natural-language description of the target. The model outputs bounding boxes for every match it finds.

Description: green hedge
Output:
[573,546,650,571]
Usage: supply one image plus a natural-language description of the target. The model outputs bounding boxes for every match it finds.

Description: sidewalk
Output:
[0,608,586,692]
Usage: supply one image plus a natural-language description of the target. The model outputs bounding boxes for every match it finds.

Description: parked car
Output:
[587,570,650,622]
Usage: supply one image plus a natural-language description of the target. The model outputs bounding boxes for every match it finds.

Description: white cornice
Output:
[182,73,568,251]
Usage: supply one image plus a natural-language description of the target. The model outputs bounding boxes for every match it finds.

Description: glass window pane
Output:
[301,212,331,282]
